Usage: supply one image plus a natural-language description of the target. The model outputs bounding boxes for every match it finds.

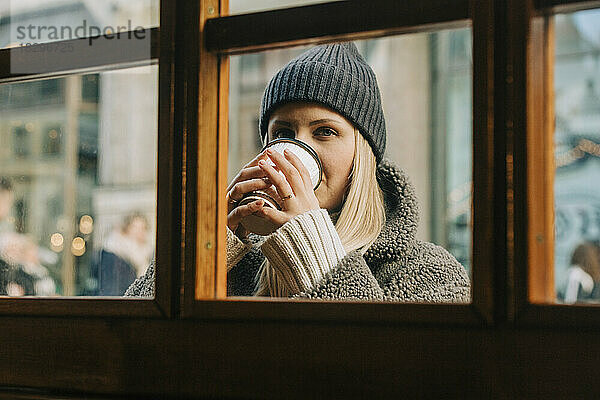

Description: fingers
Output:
[227,150,269,192]
[268,149,304,190]
[261,149,304,198]
[244,149,267,168]
[258,158,295,204]
[227,199,264,230]
[245,149,270,169]
[261,185,281,203]
[227,178,272,210]
[227,165,268,192]
[253,204,288,227]
[281,149,313,191]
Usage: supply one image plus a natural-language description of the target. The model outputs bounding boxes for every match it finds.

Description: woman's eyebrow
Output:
[272,120,292,127]
[309,118,342,126]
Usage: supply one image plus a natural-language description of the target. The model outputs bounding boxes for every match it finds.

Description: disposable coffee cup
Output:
[237,138,322,235]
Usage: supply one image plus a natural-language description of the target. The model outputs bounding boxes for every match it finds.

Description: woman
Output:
[126,42,470,302]
[96,212,153,296]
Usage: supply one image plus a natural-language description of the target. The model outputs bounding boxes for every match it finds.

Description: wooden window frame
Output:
[182,0,498,326]
[0,3,178,317]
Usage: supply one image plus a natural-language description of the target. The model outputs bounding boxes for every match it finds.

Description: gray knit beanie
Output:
[259,42,386,164]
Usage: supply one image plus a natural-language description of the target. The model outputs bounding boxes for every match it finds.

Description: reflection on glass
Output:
[226,30,473,302]
[0,66,158,297]
[0,0,159,48]
[229,0,334,15]
[554,9,600,304]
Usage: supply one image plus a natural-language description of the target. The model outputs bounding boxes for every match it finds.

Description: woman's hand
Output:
[226,149,278,240]
[254,148,321,230]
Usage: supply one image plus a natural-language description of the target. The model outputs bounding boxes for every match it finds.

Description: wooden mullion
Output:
[510,0,559,320]
[215,0,230,299]
[182,0,200,312]
[194,0,222,300]
[470,0,498,325]
[205,0,470,55]
[507,0,535,321]
[0,28,159,84]
[527,16,555,304]
[154,0,181,317]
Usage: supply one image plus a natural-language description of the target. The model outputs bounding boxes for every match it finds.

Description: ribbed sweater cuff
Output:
[259,209,347,294]
[226,226,252,271]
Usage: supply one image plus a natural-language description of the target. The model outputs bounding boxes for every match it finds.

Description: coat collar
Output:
[363,158,419,266]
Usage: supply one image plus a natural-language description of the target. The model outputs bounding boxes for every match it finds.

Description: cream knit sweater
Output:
[227,209,346,294]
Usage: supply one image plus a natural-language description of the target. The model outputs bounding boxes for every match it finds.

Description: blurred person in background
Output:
[0,177,56,296]
[564,241,600,304]
[0,232,56,296]
[95,211,153,296]
[0,257,34,296]
[0,177,28,296]
[0,177,15,235]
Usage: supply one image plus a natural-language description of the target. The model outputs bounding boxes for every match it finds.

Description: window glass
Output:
[0,65,157,297]
[554,9,600,304]
[226,29,473,302]
[229,0,335,15]
[0,0,159,48]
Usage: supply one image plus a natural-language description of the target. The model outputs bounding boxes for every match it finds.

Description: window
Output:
[508,1,600,327]
[1,66,157,299]
[0,0,170,315]
[552,9,600,304]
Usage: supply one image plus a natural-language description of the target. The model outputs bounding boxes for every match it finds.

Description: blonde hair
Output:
[255,128,386,297]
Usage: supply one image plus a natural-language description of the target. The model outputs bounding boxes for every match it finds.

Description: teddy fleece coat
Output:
[125,159,470,302]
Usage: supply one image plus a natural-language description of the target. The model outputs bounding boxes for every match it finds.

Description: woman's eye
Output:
[315,127,337,137]
[273,129,294,139]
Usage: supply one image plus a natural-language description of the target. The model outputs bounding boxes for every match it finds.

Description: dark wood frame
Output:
[204,0,470,54]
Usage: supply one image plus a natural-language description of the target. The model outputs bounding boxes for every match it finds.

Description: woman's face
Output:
[125,217,149,245]
[267,103,355,212]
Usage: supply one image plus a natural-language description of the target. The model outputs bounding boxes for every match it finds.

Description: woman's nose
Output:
[294,128,312,144]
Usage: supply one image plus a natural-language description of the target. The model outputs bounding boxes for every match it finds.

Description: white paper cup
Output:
[237,138,322,235]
